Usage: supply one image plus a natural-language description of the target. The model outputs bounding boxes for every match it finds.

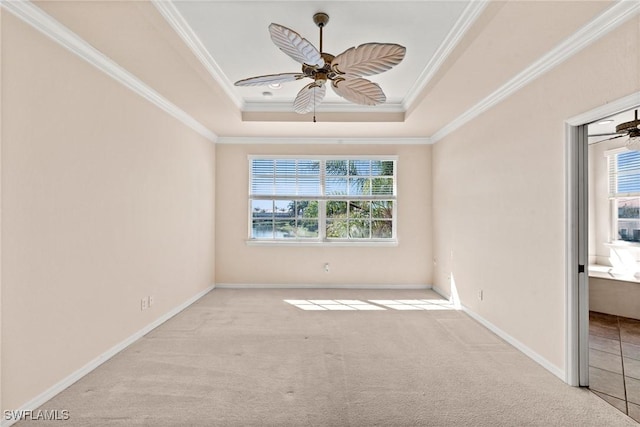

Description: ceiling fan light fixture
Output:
[626,135,640,151]
[625,123,640,150]
[616,111,640,150]
[234,12,406,119]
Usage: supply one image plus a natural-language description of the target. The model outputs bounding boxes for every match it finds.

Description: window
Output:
[249,156,397,244]
[608,149,640,242]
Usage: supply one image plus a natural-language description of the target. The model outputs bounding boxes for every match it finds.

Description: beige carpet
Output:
[17,289,639,426]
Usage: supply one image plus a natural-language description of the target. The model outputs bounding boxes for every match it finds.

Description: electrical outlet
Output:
[148,296,154,307]
[478,290,484,301]
[324,263,330,273]
[141,298,148,311]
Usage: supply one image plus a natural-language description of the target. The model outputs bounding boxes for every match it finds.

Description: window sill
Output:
[589,264,640,283]
[605,241,640,248]
[246,239,398,247]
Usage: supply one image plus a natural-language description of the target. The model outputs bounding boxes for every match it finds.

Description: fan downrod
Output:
[313,13,330,61]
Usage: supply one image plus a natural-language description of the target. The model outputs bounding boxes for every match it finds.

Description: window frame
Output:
[247,155,398,246]
[606,147,640,245]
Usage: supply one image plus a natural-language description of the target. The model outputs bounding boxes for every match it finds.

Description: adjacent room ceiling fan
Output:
[234,12,406,119]
[589,110,640,150]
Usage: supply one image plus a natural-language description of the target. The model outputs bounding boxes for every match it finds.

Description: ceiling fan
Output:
[234,12,406,120]
[589,109,640,150]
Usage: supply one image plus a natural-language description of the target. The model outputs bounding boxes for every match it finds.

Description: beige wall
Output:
[215,144,432,286]
[432,17,640,371]
[0,7,3,414]
[1,13,215,411]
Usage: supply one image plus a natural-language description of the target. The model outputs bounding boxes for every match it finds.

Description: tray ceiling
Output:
[165,1,474,114]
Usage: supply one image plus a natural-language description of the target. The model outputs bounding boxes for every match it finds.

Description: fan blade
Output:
[602,134,626,141]
[588,134,626,145]
[234,73,305,87]
[332,78,386,106]
[293,83,326,114]
[588,132,623,137]
[331,43,406,77]
[269,23,324,68]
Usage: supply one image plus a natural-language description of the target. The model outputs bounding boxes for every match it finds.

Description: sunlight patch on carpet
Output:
[284,299,386,310]
[369,299,456,310]
[284,299,456,311]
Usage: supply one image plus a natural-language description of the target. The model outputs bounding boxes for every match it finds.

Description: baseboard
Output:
[431,284,451,300]
[461,304,565,381]
[1,285,215,427]
[215,283,432,290]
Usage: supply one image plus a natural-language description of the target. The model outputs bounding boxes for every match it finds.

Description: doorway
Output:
[586,107,640,420]
[566,92,640,421]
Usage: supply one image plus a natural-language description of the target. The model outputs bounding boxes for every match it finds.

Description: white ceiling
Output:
[168,0,473,113]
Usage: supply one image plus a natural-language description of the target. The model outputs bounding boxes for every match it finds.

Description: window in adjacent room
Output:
[608,149,640,242]
[248,156,397,244]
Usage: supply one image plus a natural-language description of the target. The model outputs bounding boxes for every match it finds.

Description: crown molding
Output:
[5,0,634,144]
[241,111,405,123]
[151,0,243,111]
[431,0,640,144]
[215,136,432,145]
[1,0,217,143]
[402,0,488,110]
[242,100,405,114]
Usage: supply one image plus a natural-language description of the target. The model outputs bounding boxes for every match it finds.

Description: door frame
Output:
[565,91,640,386]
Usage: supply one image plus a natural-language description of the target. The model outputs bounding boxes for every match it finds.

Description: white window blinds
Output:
[609,150,640,197]
[250,159,321,197]
[248,156,397,242]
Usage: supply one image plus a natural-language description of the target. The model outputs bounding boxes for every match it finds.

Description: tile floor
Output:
[589,311,640,423]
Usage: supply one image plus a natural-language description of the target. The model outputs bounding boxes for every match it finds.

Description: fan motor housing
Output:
[301,52,337,81]
[616,119,640,135]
